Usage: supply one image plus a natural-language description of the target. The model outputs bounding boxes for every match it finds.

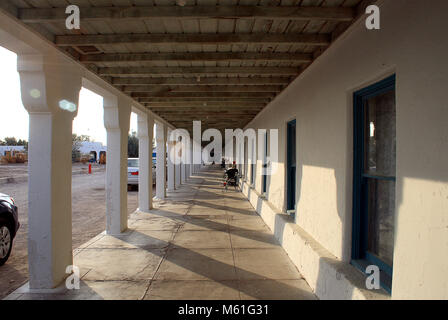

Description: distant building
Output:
[0,145,25,156]
[78,141,107,162]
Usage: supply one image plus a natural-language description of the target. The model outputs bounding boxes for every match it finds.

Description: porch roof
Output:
[3,0,371,134]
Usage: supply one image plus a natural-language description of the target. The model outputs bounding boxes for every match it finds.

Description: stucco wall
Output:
[245,0,448,299]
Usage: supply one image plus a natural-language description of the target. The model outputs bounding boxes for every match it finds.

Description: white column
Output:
[104,96,131,235]
[175,138,181,187]
[175,160,181,187]
[185,163,189,180]
[155,123,167,199]
[249,135,256,186]
[181,155,186,183]
[185,164,188,181]
[193,120,201,174]
[183,138,189,180]
[18,54,81,289]
[137,113,154,211]
[238,139,244,175]
[184,141,189,180]
[167,138,175,191]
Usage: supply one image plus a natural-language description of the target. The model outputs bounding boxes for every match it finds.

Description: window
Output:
[250,140,255,186]
[127,158,139,167]
[262,131,268,194]
[286,120,297,211]
[352,75,396,293]
[243,138,248,180]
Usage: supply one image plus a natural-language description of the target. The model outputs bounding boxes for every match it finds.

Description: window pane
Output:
[364,90,396,177]
[366,179,395,267]
[127,159,139,167]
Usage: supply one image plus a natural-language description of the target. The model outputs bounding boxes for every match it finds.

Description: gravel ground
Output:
[0,163,104,182]
[0,170,139,299]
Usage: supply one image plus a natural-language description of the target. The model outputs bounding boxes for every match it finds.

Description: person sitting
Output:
[225,165,239,186]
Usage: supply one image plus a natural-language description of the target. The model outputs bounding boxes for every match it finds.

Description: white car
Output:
[127,158,157,188]
[127,158,139,186]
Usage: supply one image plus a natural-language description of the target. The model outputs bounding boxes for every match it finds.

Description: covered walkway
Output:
[5,167,316,300]
[2,0,447,300]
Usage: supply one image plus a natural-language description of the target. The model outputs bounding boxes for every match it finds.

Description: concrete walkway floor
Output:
[5,167,316,300]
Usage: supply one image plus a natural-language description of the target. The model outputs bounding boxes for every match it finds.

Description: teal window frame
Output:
[286,119,296,211]
[262,131,268,194]
[352,74,396,294]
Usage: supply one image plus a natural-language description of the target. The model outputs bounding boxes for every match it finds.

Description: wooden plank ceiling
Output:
[4,0,370,135]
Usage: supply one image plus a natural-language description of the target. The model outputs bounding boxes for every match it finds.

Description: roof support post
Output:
[155,123,167,199]
[189,138,194,177]
[103,96,131,234]
[175,144,181,188]
[167,130,176,191]
[17,53,82,289]
[137,113,154,212]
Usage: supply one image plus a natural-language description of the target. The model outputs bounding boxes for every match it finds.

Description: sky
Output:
[0,46,138,145]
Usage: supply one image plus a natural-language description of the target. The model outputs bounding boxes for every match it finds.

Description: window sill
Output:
[351,259,392,294]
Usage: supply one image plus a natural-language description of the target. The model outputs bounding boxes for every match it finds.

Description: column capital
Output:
[103,96,131,132]
[17,53,82,117]
[137,112,154,139]
[155,122,167,142]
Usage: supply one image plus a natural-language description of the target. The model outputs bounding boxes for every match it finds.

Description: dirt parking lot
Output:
[0,162,101,182]
[0,165,140,299]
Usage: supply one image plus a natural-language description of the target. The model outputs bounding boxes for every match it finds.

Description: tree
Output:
[0,137,28,150]
[4,137,18,145]
[17,139,28,150]
[128,131,139,158]
[72,134,91,162]
[73,134,91,143]
[127,133,156,158]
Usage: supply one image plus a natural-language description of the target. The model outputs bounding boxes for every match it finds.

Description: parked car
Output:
[0,193,19,266]
[127,158,157,189]
[128,158,139,187]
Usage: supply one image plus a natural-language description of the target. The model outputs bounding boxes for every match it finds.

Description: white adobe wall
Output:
[243,0,448,299]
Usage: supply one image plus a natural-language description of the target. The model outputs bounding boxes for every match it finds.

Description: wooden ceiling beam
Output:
[157,110,258,115]
[123,85,282,93]
[150,109,262,114]
[144,102,264,108]
[112,77,291,86]
[100,66,299,76]
[20,6,354,23]
[133,92,273,98]
[161,116,255,120]
[141,97,271,106]
[57,33,330,46]
[81,52,313,63]
[149,107,262,112]
[169,120,247,124]
[154,114,259,118]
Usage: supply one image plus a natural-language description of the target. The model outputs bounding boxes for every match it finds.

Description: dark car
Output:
[0,193,19,266]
